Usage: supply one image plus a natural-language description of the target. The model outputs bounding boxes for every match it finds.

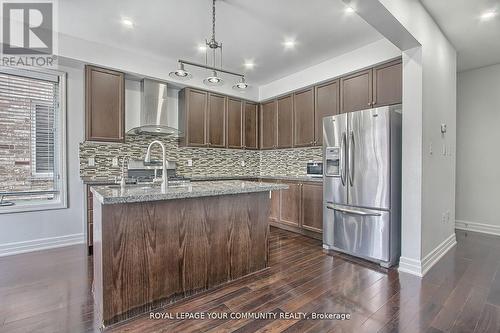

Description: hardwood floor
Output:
[0,228,499,333]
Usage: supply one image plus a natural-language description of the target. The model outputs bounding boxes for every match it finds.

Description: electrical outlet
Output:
[442,212,447,224]
[241,160,245,167]
[112,157,118,167]
[88,157,95,167]
[187,159,193,167]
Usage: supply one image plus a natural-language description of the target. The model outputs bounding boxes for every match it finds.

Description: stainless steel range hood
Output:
[127,79,181,136]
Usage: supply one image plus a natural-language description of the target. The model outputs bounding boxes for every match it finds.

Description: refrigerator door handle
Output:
[340,132,347,186]
[326,205,382,217]
[348,131,355,186]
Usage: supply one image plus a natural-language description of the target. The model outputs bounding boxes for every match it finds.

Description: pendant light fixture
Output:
[169,0,249,90]
[232,77,248,90]
[168,62,192,80]
[204,70,224,86]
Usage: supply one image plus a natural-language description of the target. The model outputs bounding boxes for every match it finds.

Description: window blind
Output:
[0,71,60,202]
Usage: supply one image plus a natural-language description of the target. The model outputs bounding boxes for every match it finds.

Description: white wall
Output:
[379,0,457,275]
[259,39,400,100]
[0,62,86,256]
[456,64,500,235]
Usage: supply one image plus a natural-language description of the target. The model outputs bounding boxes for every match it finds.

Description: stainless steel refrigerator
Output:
[322,105,401,267]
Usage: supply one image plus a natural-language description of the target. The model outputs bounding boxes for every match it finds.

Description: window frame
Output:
[0,67,67,214]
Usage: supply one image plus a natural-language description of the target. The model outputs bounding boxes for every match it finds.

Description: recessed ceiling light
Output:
[244,61,255,70]
[121,18,134,28]
[480,10,498,21]
[283,38,297,50]
[345,6,355,14]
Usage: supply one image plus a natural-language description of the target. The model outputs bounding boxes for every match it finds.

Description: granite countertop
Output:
[259,175,323,183]
[81,177,119,185]
[82,175,323,184]
[91,180,288,205]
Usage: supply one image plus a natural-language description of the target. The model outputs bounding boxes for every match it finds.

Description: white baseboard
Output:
[398,256,424,277]
[455,220,500,236]
[0,233,84,257]
[398,232,457,277]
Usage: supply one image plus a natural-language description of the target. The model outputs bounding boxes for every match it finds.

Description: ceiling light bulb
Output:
[169,63,192,81]
[480,10,498,21]
[345,6,355,14]
[233,77,248,90]
[283,39,296,50]
[244,61,255,70]
[203,71,224,86]
[121,18,134,27]
[198,44,207,52]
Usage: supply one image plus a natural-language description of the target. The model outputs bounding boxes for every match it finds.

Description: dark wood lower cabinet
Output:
[86,186,93,255]
[301,183,323,233]
[261,179,323,239]
[270,184,280,223]
[279,182,301,227]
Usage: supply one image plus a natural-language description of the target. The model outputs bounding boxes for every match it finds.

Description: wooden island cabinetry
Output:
[91,181,285,327]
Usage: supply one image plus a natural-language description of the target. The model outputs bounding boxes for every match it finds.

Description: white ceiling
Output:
[58,0,383,85]
[420,0,500,72]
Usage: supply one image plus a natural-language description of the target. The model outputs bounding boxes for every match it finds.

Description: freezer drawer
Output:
[329,205,390,262]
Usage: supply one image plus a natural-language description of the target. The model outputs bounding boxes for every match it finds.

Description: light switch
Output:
[88,157,95,167]
[187,159,193,167]
[112,157,119,167]
[241,160,245,167]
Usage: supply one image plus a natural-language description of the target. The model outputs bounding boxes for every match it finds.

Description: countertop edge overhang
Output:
[91,180,288,205]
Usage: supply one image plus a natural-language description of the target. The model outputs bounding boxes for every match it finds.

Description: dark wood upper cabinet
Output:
[373,59,402,107]
[227,98,243,149]
[277,95,293,148]
[301,183,323,233]
[280,182,301,227]
[85,65,125,142]
[260,100,277,149]
[179,88,207,147]
[315,80,339,145]
[340,69,373,114]
[244,102,259,149]
[293,88,315,147]
[207,93,226,148]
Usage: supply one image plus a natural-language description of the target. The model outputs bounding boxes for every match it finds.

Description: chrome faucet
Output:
[145,140,168,190]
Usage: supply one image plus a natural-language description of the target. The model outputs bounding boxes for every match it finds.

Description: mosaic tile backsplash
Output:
[79,134,322,179]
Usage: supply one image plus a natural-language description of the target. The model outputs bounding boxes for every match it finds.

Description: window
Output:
[0,68,67,213]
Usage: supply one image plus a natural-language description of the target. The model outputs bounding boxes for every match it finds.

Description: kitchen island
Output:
[91,180,287,327]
